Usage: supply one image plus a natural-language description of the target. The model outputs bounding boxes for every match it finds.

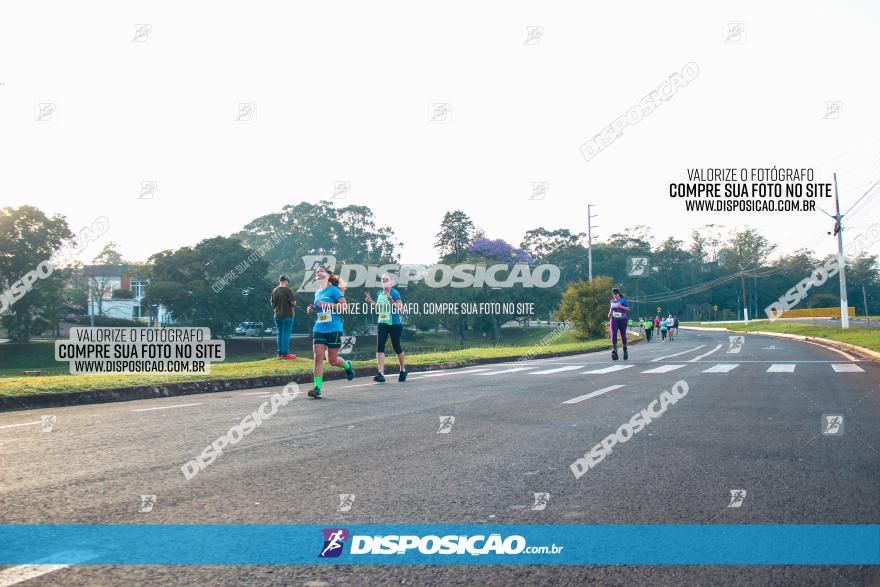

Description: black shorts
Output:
[377,323,403,354]
[313,331,343,349]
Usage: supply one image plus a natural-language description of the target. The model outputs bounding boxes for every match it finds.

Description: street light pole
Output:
[587,204,598,281]
[833,173,850,329]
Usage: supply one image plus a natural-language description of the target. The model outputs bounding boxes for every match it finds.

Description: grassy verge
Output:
[0,336,619,397]
[686,320,880,352]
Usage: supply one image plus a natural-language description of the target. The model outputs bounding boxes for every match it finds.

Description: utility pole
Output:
[587,204,598,281]
[863,286,869,330]
[832,173,850,329]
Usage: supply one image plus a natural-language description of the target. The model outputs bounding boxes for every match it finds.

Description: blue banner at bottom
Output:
[1,525,878,565]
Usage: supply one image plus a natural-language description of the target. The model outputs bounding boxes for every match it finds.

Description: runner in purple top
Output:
[608,287,632,361]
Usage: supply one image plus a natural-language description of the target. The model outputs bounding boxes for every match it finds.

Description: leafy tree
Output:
[557,276,615,339]
[435,210,475,263]
[235,201,400,332]
[143,236,273,337]
[92,242,125,265]
[61,287,87,319]
[468,238,531,264]
[520,228,581,261]
[0,206,73,341]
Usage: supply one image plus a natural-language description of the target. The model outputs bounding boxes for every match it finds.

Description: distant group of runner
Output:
[606,288,680,361]
[270,266,407,400]
[270,271,681,398]
[639,313,679,343]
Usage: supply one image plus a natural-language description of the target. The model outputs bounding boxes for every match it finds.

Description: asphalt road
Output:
[1,329,878,586]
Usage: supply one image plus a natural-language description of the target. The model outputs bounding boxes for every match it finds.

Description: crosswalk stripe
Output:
[702,364,740,373]
[562,385,626,404]
[478,366,537,375]
[650,345,706,362]
[641,364,686,374]
[419,368,492,378]
[581,365,635,374]
[528,365,582,375]
[831,364,865,373]
[767,364,796,373]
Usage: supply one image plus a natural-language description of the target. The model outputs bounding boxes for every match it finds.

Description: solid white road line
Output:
[581,365,635,374]
[562,385,626,404]
[801,339,857,361]
[0,551,97,587]
[767,364,796,373]
[688,344,723,362]
[527,365,582,375]
[641,364,686,374]
[831,364,865,373]
[702,363,740,373]
[0,565,70,586]
[478,366,538,375]
[650,345,706,362]
[0,421,41,430]
[345,382,380,388]
[131,403,204,412]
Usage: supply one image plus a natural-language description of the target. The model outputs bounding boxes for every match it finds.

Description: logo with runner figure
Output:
[821,414,844,435]
[319,528,349,558]
[339,336,356,354]
[437,416,455,434]
[727,336,744,354]
[728,489,746,508]
[337,494,356,513]
[138,494,156,513]
[531,492,550,511]
[40,415,56,433]
[298,255,337,292]
[627,257,648,277]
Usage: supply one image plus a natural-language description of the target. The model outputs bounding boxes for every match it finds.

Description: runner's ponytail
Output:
[319,266,347,293]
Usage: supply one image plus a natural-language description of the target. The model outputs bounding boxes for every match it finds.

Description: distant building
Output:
[83,265,173,325]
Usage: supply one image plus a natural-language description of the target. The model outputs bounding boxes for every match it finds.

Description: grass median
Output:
[0,337,619,398]
[686,320,880,352]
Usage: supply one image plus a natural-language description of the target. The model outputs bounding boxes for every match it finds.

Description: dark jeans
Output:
[274,316,294,355]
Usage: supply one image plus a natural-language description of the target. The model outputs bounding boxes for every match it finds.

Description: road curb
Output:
[0,344,623,412]
[681,326,879,361]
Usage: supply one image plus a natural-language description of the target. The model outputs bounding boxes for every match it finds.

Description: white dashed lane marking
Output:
[689,344,723,362]
[767,364,796,373]
[650,345,706,362]
[562,385,626,405]
[702,364,740,373]
[131,403,204,412]
[641,364,686,374]
[0,421,41,430]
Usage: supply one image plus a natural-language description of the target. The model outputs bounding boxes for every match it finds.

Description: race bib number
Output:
[317,310,332,323]
[612,311,623,318]
[378,312,390,322]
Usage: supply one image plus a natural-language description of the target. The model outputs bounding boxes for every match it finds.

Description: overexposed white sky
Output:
[1,1,878,265]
